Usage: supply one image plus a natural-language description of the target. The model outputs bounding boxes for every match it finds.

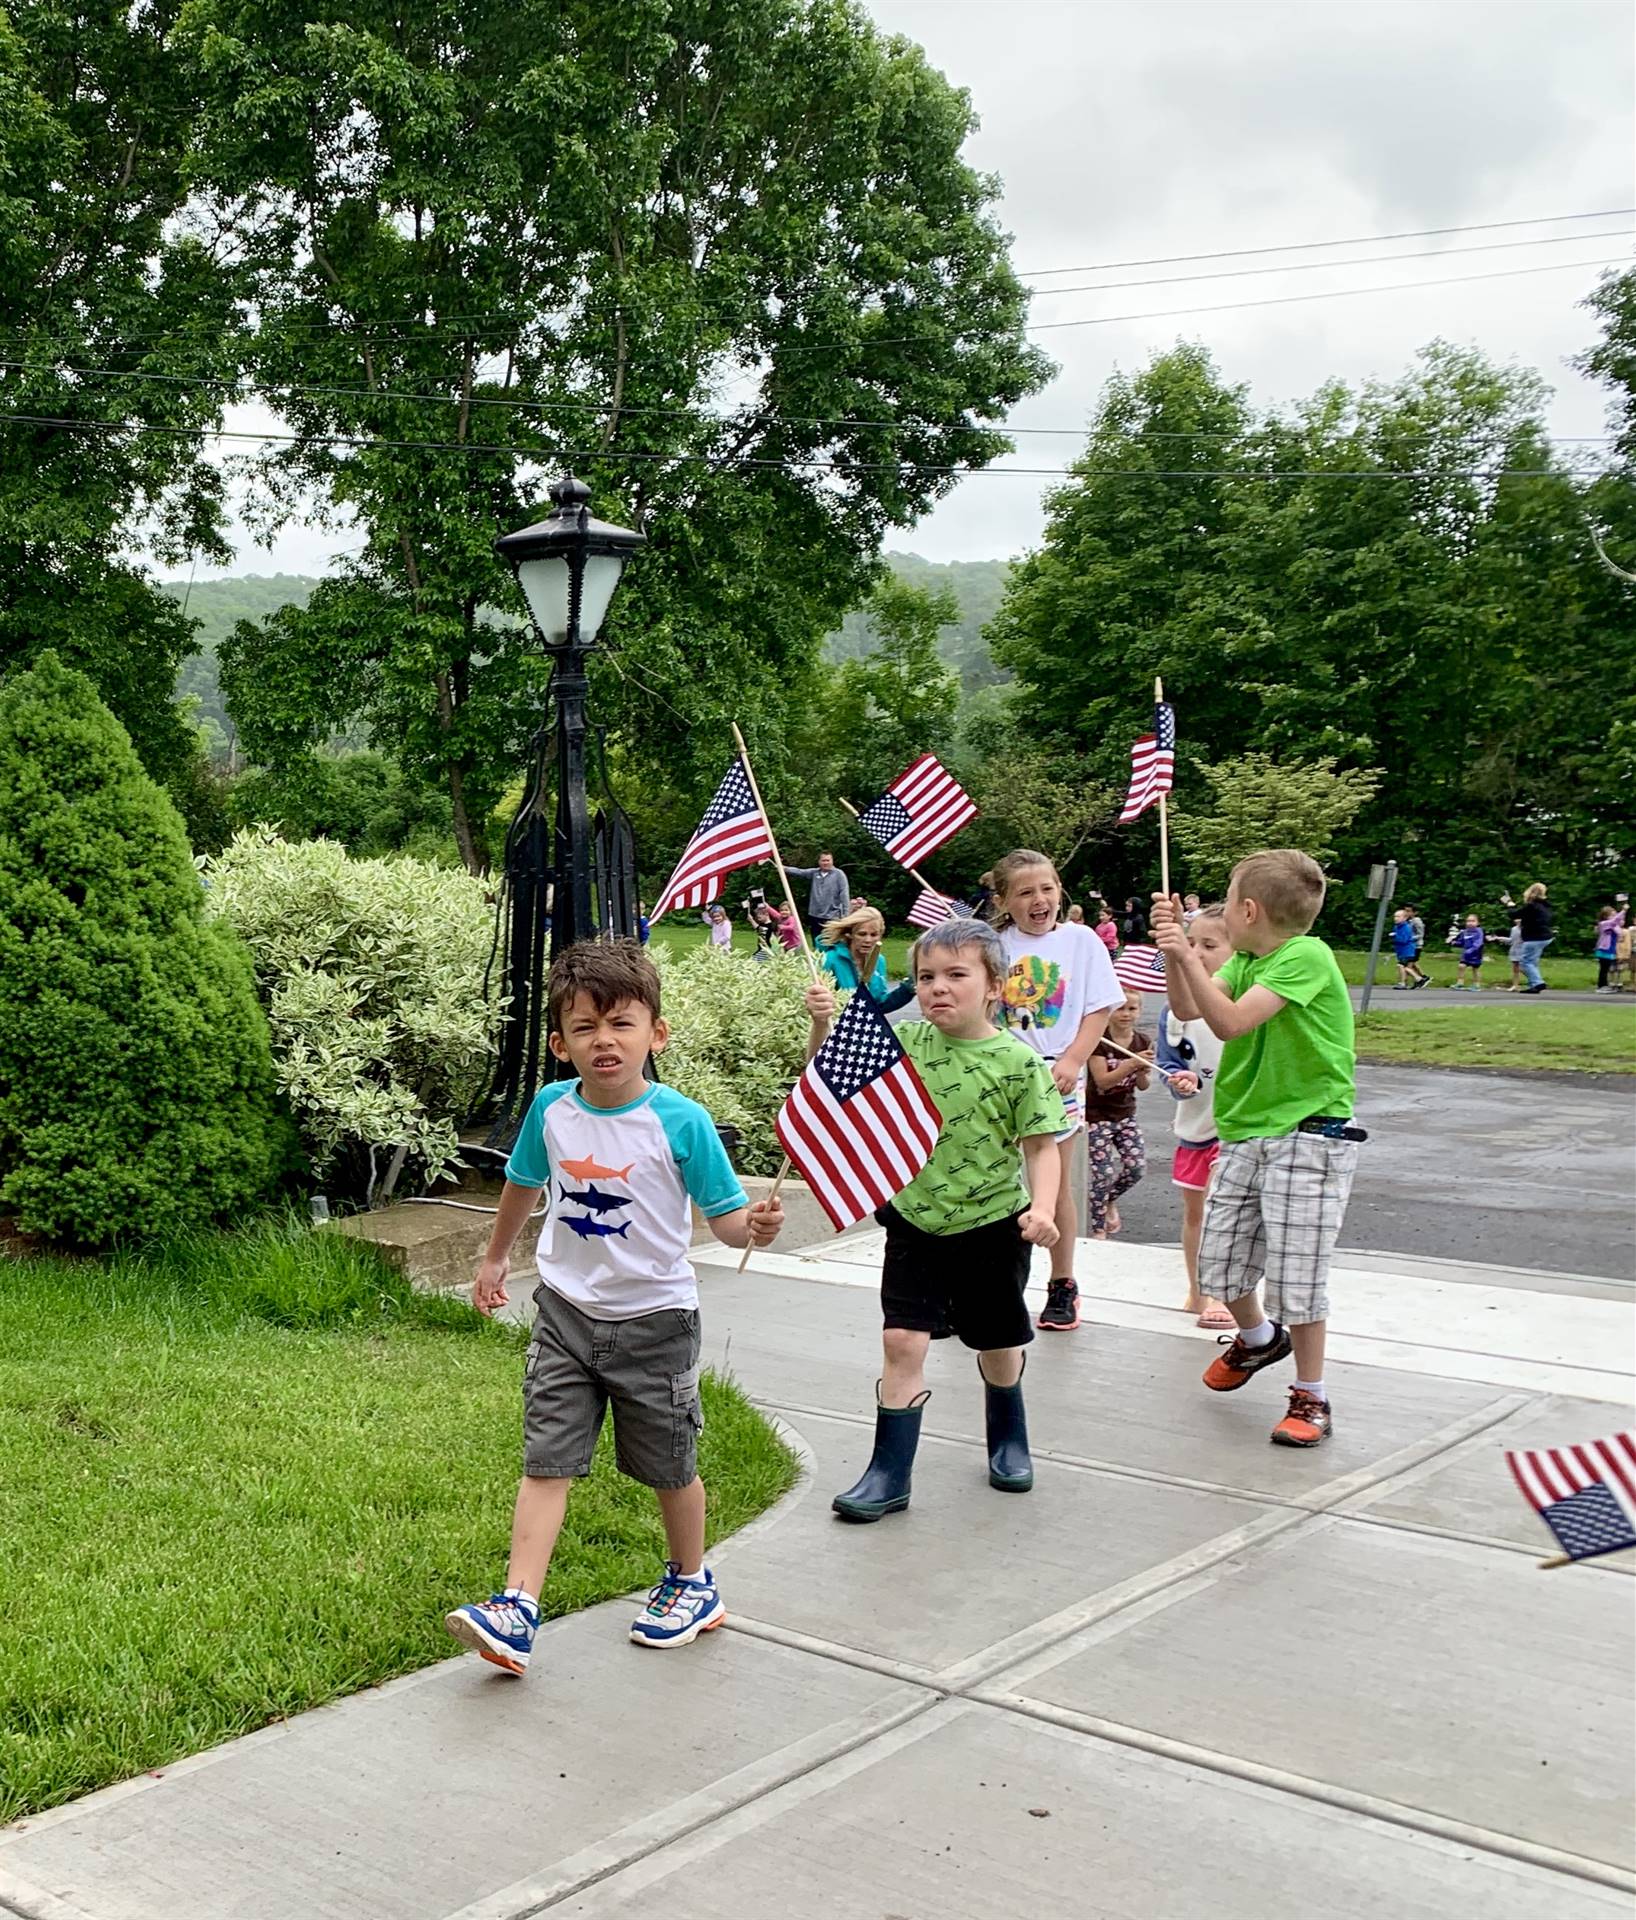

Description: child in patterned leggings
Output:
[1083,989,1152,1236]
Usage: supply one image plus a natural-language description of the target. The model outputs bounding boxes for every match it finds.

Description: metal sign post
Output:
[1359,859,1398,1016]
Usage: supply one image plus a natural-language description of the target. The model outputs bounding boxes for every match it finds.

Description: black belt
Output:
[1297,1116,1368,1142]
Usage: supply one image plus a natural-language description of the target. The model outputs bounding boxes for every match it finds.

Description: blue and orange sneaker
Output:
[629,1564,725,1648]
[444,1589,539,1674]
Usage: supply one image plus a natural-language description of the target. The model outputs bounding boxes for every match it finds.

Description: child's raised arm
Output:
[1153,894,1285,1041]
[803,982,836,1058]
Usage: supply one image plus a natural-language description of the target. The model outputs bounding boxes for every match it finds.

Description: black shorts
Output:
[877,1204,1035,1352]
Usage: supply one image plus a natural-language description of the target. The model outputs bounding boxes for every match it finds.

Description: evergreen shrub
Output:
[0,654,292,1247]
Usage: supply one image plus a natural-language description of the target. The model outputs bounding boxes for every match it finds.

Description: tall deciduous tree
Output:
[1168,753,1381,895]
[0,2,243,794]
[187,0,1050,870]
[987,339,1634,934]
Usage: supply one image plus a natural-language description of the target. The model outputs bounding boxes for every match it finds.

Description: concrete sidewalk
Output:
[2,1242,1632,1920]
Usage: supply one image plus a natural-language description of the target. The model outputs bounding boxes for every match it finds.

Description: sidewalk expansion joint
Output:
[963,1691,1636,1897]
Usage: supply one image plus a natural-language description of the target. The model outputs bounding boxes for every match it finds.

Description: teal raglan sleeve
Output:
[655,1088,749,1218]
[503,1083,574,1188]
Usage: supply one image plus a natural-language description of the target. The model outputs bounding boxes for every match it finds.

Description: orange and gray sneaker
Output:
[1202,1322,1292,1391]
[1272,1387,1332,1447]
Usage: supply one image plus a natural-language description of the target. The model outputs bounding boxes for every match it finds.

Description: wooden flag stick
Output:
[838,797,945,900]
[730,721,822,1276]
[737,1154,793,1273]
[1155,674,1171,902]
[731,722,822,989]
[1099,1032,1186,1084]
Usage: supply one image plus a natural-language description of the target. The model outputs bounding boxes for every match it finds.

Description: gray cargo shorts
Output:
[524,1285,704,1490]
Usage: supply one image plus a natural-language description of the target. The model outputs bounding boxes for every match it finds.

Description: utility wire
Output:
[1018,207,1636,277]
[5,221,1630,360]
[1018,255,1629,338]
[4,355,1611,448]
[0,408,1602,481]
[1027,228,1633,299]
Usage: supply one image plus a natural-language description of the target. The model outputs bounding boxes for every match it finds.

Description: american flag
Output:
[1113,944,1167,993]
[648,758,774,924]
[857,755,977,870]
[908,886,961,931]
[1119,701,1176,825]
[775,987,942,1233]
[1506,1431,1636,1563]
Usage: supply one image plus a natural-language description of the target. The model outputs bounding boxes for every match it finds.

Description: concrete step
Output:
[333,1172,838,1295]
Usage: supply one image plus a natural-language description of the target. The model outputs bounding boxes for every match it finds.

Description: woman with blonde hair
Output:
[817,904,892,1001]
[1502,882,1555,994]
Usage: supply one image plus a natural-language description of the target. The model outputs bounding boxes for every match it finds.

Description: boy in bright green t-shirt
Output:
[802,917,1067,1521]
[1153,849,1360,1449]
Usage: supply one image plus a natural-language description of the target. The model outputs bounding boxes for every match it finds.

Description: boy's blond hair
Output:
[1230,850,1326,934]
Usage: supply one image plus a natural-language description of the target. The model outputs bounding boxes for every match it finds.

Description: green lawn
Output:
[653,919,1610,994]
[1334,946,1603,992]
[1354,1002,1636,1075]
[0,1224,798,1823]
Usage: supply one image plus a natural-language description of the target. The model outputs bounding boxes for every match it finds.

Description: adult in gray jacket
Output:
[786,852,850,941]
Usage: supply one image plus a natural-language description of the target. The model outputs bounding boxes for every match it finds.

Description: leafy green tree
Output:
[1168,753,1381,895]
[0,654,292,1247]
[187,0,1051,871]
[988,339,1634,937]
[829,553,1013,689]
[829,578,961,798]
[0,4,243,797]
[987,343,1254,769]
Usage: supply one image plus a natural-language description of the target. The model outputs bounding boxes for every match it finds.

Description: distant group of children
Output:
[1387,889,1632,994]
[441,834,1362,1677]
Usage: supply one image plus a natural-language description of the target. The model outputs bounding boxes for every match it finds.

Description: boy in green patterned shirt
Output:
[803,918,1067,1522]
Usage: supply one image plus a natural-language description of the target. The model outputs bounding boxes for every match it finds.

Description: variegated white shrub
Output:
[650,944,816,1175]
[202,829,501,1198]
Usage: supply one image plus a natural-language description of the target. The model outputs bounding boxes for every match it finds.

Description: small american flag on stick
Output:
[649,758,774,923]
[857,755,977,870]
[1113,944,1167,994]
[907,886,962,931]
[1506,1431,1636,1565]
[1119,700,1176,825]
[775,988,942,1233]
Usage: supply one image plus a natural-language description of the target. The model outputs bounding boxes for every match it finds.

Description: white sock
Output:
[503,1586,539,1614]
[1238,1319,1276,1349]
[678,1568,705,1584]
[1294,1379,1327,1401]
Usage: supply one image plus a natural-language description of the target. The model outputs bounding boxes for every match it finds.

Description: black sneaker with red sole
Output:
[1037,1279,1080,1331]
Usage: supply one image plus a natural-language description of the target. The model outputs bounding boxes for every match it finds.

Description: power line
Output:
[9,224,1631,364]
[0,408,1601,481]
[4,356,1611,449]
[1027,228,1634,300]
[765,256,1630,357]
[1018,255,1629,337]
[1018,207,1636,278]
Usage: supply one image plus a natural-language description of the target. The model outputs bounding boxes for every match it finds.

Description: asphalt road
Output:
[1118,1062,1636,1281]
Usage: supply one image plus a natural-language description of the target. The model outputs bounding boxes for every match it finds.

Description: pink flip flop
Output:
[1196,1305,1237,1331]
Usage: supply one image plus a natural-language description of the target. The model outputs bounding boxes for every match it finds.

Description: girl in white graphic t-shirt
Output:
[992,849,1123,1333]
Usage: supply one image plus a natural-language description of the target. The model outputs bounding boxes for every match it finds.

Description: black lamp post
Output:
[484,473,645,1147]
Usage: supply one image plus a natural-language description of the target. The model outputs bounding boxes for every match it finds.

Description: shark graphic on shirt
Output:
[558,1182,631,1215]
[560,1214,631,1241]
[559,1153,634,1182]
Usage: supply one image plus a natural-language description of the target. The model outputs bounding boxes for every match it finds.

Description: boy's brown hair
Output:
[1229,850,1326,934]
[547,939,662,1033]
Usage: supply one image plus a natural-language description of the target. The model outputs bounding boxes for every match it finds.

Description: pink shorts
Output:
[1172,1141,1220,1192]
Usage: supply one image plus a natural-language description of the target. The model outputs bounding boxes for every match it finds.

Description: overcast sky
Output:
[191,0,1634,581]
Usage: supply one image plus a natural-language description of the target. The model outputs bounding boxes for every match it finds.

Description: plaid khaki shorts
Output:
[1197,1132,1359,1325]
